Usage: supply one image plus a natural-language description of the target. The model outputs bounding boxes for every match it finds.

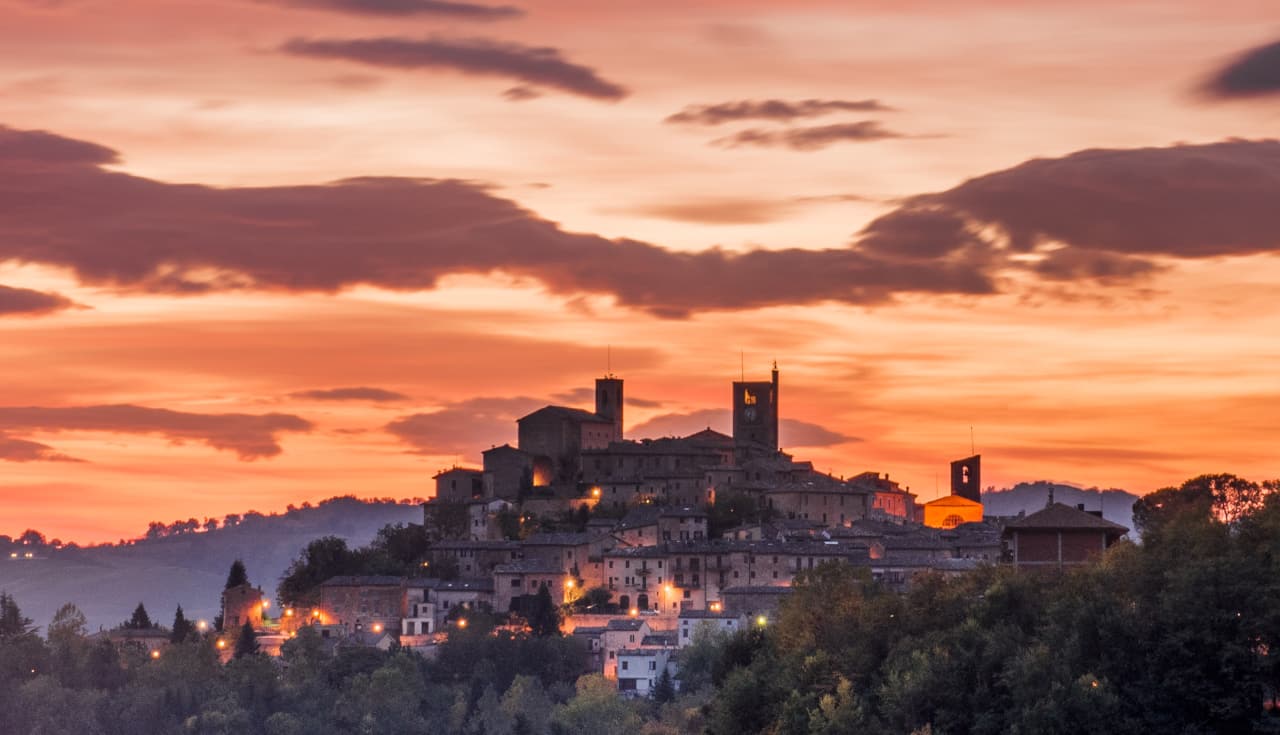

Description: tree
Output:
[125,602,153,630]
[526,583,561,637]
[0,592,36,638]
[171,605,194,643]
[225,559,249,589]
[233,620,258,659]
[48,603,87,645]
[552,675,641,735]
[501,674,554,735]
[652,668,675,703]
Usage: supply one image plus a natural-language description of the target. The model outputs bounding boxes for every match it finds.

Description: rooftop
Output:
[1005,503,1129,533]
[518,405,612,425]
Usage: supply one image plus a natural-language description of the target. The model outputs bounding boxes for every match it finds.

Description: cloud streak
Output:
[291,387,410,402]
[281,36,627,100]
[713,121,904,150]
[0,434,83,463]
[666,98,892,125]
[0,285,78,316]
[1203,40,1280,99]
[386,396,542,454]
[0,405,313,460]
[260,0,522,19]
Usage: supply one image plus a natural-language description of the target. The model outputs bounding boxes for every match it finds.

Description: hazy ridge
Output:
[0,497,422,632]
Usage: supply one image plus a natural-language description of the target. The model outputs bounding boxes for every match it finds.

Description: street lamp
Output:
[756,615,767,627]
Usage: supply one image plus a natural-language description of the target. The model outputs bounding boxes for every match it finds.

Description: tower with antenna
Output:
[732,359,779,454]
[596,347,623,441]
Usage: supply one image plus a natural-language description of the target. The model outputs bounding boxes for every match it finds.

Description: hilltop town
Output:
[204,367,1128,696]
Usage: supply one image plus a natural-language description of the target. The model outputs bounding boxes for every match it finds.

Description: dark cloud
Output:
[628,408,856,447]
[260,0,521,19]
[666,98,892,126]
[0,125,997,318]
[713,121,904,151]
[1203,40,1280,99]
[0,285,78,316]
[290,387,410,402]
[386,396,542,455]
[281,36,627,101]
[0,434,83,463]
[8,126,1277,317]
[781,419,860,448]
[549,387,594,404]
[890,139,1280,261]
[0,126,118,166]
[0,405,313,460]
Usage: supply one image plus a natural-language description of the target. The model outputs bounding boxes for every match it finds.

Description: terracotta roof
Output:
[1005,503,1129,533]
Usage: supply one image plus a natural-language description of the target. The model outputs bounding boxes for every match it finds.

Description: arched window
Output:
[943,514,964,529]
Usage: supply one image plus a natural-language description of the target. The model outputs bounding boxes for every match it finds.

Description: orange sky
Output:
[1,0,1278,543]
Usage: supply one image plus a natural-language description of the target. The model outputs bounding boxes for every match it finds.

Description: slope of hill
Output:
[982,481,1139,532]
[0,497,422,633]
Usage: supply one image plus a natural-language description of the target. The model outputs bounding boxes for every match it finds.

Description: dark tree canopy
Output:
[124,602,152,630]
[225,559,250,589]
[526,583,562,637]
[233,620,259,659]
[0,592,35,638]
[171,605,194,643]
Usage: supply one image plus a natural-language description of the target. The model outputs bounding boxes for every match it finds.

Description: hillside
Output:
[982,481,1140,532]
[0,497,422,632]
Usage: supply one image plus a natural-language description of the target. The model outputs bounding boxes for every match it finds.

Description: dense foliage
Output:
[702,473,1280,734]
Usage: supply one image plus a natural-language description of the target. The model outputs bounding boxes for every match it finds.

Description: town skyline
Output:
[3,0,1280,544]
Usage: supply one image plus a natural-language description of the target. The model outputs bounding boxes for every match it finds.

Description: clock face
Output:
[743,406,758,422]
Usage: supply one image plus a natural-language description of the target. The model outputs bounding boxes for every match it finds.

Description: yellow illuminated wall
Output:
[922,495,984,529]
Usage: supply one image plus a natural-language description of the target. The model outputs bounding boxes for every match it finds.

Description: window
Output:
[511,579,520,588]
[621,661,629,671]
[649,661,657,671]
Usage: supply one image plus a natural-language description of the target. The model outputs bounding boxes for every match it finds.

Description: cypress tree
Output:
[225,559,249,589]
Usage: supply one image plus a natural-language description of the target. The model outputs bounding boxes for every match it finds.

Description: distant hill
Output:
[0,497,422,633]
[982,481,1139,533]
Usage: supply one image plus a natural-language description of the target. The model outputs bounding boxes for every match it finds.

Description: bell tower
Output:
[732,363,779,452]
[596,375,623,441]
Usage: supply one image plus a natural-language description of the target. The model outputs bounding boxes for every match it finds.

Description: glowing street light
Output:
[196,620,209,632]
[590,487,601,499]
[260,600,270,610]
[709,602,723,613]
[456,618,468,629]
[216,639,227,650]
[629,607,639,617]
[150,650,161,660]
[564,579,575,589]
[372,623,383,633]
[284,608,294,617]
[756,615,768,627]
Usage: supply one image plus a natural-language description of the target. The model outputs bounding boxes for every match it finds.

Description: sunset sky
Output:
[2,0,1279,544]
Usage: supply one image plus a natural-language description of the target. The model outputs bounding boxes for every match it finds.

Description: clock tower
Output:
[732,363,779,452]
